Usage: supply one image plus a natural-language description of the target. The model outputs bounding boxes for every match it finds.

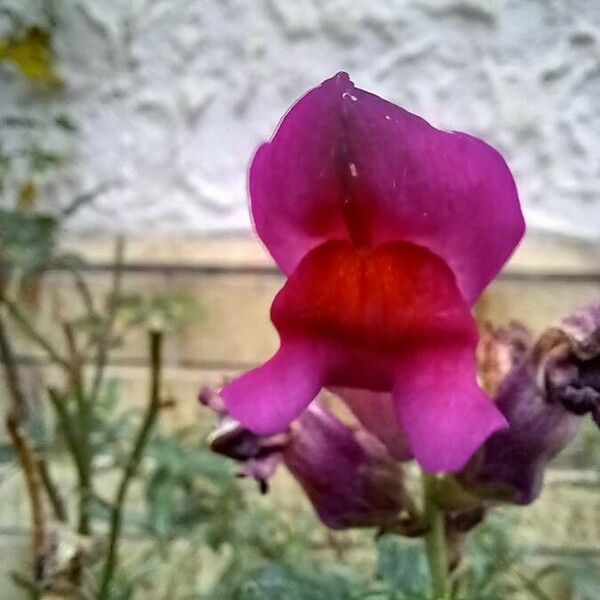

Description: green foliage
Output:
[116,291,201,333]
[568,421,600,469]
[456,514,523,599]
[0,7,74,215]
[233,563,369,600]
[87,378,136,464]
[376,536,430,599]
[0,208,57,274]
[531,559,600,600]
[143,432,241,545]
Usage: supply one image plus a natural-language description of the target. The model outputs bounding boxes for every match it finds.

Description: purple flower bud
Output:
[203,388,412,529]
[543,302,600,425]
[461,359,580,504]
[282,405,409,529]
[461,302,600,504]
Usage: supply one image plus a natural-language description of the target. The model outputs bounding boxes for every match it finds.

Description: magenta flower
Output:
[223,72,525,473]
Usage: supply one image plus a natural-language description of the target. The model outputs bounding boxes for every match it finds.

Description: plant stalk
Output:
[6,414,48,583]
[48,387,93,535]
[62,321,94,535]
[0,311,68,524]
[2,295,68,367]
[89,236,124,405]
[0,310,29,421]
[97,329,162,599]
[423,473,451,600]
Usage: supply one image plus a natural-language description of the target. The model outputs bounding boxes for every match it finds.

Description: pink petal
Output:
[394,345,508,473]
[332,387,412,461]
[221,341,328,435]
[250,73,351,275]
[251,72,524,304]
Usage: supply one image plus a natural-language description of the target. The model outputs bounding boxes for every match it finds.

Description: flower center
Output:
[272,240,473,351]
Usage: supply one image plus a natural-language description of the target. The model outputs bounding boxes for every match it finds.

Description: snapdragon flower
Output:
[222,73,525,472]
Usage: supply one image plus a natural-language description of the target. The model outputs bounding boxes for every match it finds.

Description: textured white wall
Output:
[1,0,600,238]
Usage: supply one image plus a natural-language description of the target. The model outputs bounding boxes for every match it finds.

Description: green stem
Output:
[89,236,124,405]
[97,329,162,600]
[51,254,97,320]
[0,311,68,525]
[36,456,67,523]
[0,310,29,421]
[62,321,94,535]
[48,387,92,534]
[423,473,450,600]
[2,296,69,368]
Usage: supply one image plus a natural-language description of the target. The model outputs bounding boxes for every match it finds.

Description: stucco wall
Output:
[1,0,599,238]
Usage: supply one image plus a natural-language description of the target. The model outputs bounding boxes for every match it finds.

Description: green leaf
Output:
[238,563,365,600]
[54,114,77,132]
[29,148,64,173]
[376,535,430,599]
[0,209,57,274]
[115,290,201,333]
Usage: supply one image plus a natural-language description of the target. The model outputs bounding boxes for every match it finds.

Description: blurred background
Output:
[0,0,599,598]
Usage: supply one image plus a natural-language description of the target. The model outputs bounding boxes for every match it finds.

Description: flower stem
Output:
[423,473,451,600]
[97,329,162,599]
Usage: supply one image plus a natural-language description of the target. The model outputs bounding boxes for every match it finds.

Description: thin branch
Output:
[36,457,67,523]
[89,236,124,404]
[512,569,555,600]
[0,312,68,524]
[10,571,41,597]
[62,319,95,535]
[62,322,88,423]
[0,310,28,421]
[6,414,48,583]
[48,387,92,535]
[51,255,97,321]
[2,296,68,367]
[63,321,87,396]
[60,181,117,220]
[47,581,90,600]
[47,388,79,463]
[97,329,163,599]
